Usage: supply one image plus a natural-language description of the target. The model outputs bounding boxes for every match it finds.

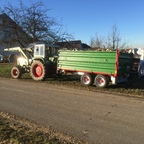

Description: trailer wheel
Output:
[30,60,46,81]
[11,66,22,79]
[80,73,94,86]
[94,75,109,88]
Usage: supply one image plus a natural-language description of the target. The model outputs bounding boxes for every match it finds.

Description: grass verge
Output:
[0,111,84,144]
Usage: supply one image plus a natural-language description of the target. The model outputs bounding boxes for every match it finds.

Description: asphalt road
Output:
[0,77,144,144]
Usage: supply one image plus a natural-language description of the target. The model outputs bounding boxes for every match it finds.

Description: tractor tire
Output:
[11,66,22,79]
[94,75,109,88]
[30,60,46,81]
[80,73,94,86]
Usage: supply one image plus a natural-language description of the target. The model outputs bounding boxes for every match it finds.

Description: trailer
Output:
[57,50,139,88]
[5,42,139,88]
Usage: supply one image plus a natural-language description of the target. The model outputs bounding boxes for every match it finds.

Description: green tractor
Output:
[5,42,59,81]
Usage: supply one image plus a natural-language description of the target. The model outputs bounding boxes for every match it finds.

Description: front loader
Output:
[5,42,59,81]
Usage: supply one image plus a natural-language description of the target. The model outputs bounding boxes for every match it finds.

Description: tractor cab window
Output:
[46,47,58,57]
[34,44,45,58]
[40,46,44,55]
[35,47,39,55]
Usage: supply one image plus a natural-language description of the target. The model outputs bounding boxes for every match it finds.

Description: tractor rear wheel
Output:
[30,60,46,81]
[11,66,22,79]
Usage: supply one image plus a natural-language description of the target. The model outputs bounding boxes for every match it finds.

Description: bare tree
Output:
[0,1,73,48]
[90,24,128,50]
[108,24,127,50]
[20,1,58,42]
[90,33,105,49]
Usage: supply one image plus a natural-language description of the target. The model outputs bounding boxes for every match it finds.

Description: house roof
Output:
[0,13,33,48]
[56,40,91,50]
[0,13,21,31]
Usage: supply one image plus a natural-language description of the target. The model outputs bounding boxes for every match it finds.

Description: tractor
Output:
[5,42,59,81]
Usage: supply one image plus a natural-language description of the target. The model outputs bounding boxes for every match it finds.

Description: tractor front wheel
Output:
[11,66,22,79]
[30,60,46,81]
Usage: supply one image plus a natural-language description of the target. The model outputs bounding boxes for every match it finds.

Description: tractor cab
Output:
[32,43,59,60]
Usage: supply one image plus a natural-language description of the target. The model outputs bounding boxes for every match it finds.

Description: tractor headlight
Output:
[17,57,28,66]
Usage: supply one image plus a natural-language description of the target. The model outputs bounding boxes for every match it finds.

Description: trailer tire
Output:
[30,60,46,81]
[80,73,94,86]
[11,66,22,79]
[94,75,109,88]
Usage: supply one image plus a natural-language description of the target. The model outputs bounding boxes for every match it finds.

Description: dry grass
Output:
[0,111,84,144]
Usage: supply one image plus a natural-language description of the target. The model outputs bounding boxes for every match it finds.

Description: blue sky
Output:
[1,0,144,48]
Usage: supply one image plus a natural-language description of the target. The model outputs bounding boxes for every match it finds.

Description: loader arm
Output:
[4,47,31,60]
